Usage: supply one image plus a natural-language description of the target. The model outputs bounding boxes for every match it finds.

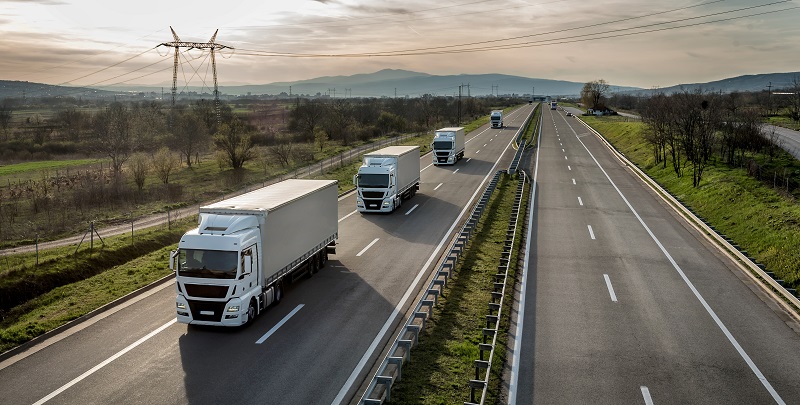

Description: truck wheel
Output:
[311,255,320,275]
[274,283,283,305]
[246,299,256,326]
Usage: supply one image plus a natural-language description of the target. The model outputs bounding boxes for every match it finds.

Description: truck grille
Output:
[363,198,384,210]
[184,284,229,298]
[435,152,450,163]
[187,300,226,322]
[362,191,384,199]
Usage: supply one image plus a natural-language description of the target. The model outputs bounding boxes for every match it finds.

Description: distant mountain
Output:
[218,69,639,98]
[0,80,116,100]
[629,72,800,95]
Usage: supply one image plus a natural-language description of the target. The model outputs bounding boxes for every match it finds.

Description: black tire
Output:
[310,255,320,275]
[274,283,283,305]
[246,299,256,326]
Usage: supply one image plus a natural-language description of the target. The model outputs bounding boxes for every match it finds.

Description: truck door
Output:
[241,246,258,292]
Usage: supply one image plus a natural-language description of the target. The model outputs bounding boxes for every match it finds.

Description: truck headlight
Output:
[177,302,186,310]
[383,200,391,206]
[227,306,240,312]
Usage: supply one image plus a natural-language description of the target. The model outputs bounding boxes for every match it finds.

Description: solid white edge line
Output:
[588,225,596,240]
[568,120,786,405]
[604,274,618,302]
[33,319,177,405]
[355,238,379,257]
[336,106,531,405]
[405,204,419,216]
[434,183,443,191]
[256,304,304,344]
[509,106,542,405]
[641,386,654,405]
[339,210,358,223]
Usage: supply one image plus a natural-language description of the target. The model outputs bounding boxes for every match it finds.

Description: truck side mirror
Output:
[353,175,357,185]
[169,249,178,271]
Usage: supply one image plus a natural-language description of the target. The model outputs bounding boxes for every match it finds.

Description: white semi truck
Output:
[432,127,465,165]
[490,110,504,128]
[171,179,338,326]
[354,145,420,213]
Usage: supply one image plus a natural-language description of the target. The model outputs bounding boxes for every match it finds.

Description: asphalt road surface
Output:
[507,107,800,404]
[0,104,536,405]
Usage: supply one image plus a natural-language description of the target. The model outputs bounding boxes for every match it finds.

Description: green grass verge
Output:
[581,116,800,289]
[388,174,527,404]
[0,217,194,354]
[0,159,104,176]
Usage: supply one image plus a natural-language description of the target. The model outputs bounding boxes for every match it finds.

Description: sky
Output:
[0,0,799,91]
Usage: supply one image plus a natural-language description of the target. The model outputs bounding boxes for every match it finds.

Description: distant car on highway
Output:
[566,112,573,116]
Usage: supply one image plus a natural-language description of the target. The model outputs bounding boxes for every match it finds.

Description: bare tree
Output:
[92,102,133,175]
[581,79,610,110]
[214,118,256,169]
[268,132,294,168]
[152,146,178,185]
[171,109,209,168]
[128,152,150,191]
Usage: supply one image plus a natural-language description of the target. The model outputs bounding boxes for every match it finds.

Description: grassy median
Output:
[388,174,527,404]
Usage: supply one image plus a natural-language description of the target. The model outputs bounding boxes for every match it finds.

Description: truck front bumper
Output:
[357,196,394,212]
[176,295,246,327]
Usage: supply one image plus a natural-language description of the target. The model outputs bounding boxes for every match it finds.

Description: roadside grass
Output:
[582,116,800,290]
[765,115,800,131]
[388,174,526,404]
[0,217,195,354]
[0,159,103,177]
[520,104,542,145]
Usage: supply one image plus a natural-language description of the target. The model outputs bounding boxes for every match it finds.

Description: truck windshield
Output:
[358,174,389,188]
[178,249,238,279]
[433,141,453,150]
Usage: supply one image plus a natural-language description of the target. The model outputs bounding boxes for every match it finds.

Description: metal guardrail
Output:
[359,170,506,405]
[465,170,527,405]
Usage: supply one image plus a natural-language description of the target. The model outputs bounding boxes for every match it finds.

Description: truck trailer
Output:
[432,127,465,165]
[354,145,420,213]
[490,110,504,128]
[171,179,338,327]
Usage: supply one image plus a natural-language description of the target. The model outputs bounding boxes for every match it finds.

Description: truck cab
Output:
[432,127,465,165]
[490,110,503,128]
[173,215,269,327]
[355,157,400,212]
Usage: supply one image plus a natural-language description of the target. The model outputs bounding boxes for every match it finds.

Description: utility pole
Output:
[289,85,292,97]
[159,27,231,125]
[458,84,463,125]
[767,81,773,115]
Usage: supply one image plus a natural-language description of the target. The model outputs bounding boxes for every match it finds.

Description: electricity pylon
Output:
[159,27,232,123]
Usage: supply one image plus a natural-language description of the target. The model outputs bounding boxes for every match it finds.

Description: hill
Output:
[630,72,800,95]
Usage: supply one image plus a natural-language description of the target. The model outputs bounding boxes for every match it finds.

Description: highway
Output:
[508,106,800,404]
[0,104,535,405]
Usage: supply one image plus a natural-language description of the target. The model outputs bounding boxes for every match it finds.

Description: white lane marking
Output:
[572,178,576,185]
[562,148,565,152]
[568,165,572,171]
[604,274,618,302]
[578,197,584,206]
[421,162,433,172]
[33,320,177,405]
[336,109,530,405]
[569,121,787,405]
[476,150,480,154]
[509,105,542,405]
[356,238,379,257]
[588,225,596,239]
[466,158,472,163]
[405,204,419,215]
[564,155,568,160]
[641,386,654,405]
[434,183,443,191]
[453,168,460,174]
[483,143,487,147]
[339,210,358,222]
[560,143,563,146]
[256,304,304,344]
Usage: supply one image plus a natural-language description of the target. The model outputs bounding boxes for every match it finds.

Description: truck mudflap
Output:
[326,241,336,255]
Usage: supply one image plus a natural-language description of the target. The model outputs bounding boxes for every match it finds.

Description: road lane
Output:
[510,107,800,404]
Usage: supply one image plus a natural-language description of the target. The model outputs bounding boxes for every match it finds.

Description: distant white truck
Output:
[490,110,504,128]
[432,127,465,165]
[171,179,338,327]
[354,145,420,213]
